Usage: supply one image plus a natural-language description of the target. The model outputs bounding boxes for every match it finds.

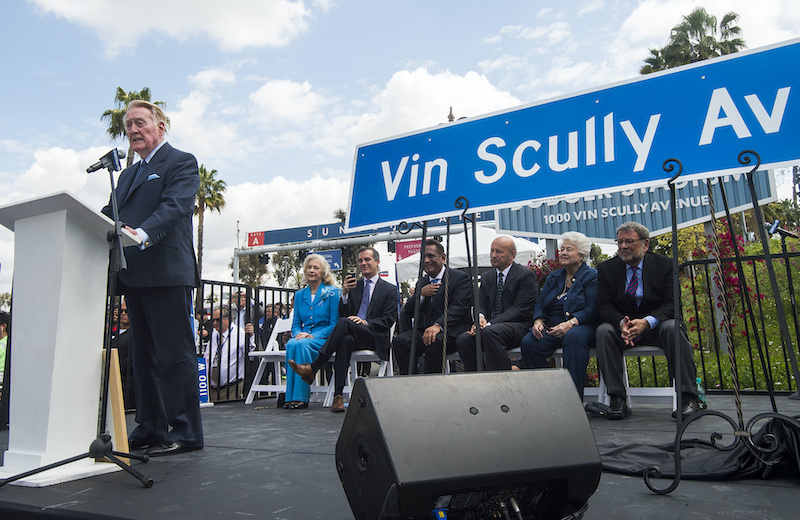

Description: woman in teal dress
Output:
[284,254,340,409]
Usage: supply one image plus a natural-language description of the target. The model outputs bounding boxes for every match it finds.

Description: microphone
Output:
[87,148,126,173]
[764,220,800,239]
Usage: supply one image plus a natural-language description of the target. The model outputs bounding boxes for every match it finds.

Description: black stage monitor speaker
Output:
[336,369,601,520]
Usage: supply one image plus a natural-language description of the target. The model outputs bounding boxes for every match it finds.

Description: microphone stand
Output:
[0,158,153,488]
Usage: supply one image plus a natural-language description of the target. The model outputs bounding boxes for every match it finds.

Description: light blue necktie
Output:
[356,279,372,320]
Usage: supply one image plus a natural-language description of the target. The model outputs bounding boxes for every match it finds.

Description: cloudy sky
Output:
[1,0,799,294]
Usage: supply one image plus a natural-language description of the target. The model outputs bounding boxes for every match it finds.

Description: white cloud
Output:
[578,0,604,17]
[345,68,522,146]
[0,144,351,294]
[189,69,236,89]
[169,90,245,166]
[31,0,314,56]
[196,175,350,282]
[249,79,328,123]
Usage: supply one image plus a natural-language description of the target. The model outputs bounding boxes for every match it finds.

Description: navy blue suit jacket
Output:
[340,277,398,360]
[534,263,598,327]
[402,268,472,338]
[102,143,200,288]
[479,262,538,327]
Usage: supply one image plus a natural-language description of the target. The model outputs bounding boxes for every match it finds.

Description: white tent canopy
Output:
[395,226,543,282]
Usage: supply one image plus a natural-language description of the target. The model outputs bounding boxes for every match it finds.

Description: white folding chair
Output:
[245,311,331,404]
[554,345,676,408]
[245,312,293,404]
[620,345,677,409]
[324,326,395,407]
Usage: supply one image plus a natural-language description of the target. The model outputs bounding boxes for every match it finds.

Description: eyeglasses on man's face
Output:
[615,238,645,246]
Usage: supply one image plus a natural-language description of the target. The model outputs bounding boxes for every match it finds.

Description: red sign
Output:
[396,239,423,261]
[247,232,265,247]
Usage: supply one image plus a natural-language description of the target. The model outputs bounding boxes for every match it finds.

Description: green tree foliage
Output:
[229,254,268,288]
[195,165,227,282]
[333,208,374,285]
[589,244,608,268]
[271,251,304,288]
[0,292,10,310]
[640,7,745,74]
[101,87,167,167]
[763,199,800,230]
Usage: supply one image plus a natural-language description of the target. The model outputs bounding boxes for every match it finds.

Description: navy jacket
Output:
[479,262,538,327]
[340,277,398,360]
[533,262,598,327]
[102,143,200,288]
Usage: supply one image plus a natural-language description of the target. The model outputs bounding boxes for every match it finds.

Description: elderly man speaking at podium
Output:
[101,100,203,457]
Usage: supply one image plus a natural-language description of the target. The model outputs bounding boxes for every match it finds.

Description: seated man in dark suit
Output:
[456,235,538,371]
[288,247,397,412]
[393,239,472,374]
[596,221,699,420]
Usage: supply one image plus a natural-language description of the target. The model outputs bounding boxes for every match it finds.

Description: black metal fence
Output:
[196,280,296,403]
[622,246,800,395]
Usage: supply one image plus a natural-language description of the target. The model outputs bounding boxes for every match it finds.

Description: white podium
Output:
[0,191,139,486]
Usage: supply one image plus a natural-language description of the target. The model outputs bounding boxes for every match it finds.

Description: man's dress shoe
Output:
[331,395,346,413]
[672,393,701,419]
[127,439,153,451]
[288,359,315,385]
[607,395,630,420]
[144,442,202,457]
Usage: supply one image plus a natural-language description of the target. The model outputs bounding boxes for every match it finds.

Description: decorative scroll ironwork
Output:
[642,150,800,495]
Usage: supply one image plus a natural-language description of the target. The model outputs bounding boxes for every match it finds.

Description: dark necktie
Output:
[626,266,639,307]
[357,279,372,320]
[491,271,504,319]
[126,160,146,198]
[210,333,225,387]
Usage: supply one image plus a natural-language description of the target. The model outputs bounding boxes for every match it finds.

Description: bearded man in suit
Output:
[288,247,397,412]
[595,221,699,420]
[456,235,538,371]
[393,239,472,374]
[101,100,203,456]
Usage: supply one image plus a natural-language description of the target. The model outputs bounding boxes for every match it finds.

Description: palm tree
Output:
[640,7,746,74]
[195,165,227,285]
[101,87,168,167]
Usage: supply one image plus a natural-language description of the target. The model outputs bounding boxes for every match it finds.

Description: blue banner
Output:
[248,212,494,246]
[347,39,800,231]
[498,170,776,241]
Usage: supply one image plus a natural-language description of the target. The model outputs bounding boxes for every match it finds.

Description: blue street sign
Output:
[347,38,800,231]
[197,358,210,405]
[315,249,343,271]
[498,170,776,241]
[247,212,494,246]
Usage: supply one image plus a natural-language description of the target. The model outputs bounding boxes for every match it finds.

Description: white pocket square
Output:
[147,173,161,180]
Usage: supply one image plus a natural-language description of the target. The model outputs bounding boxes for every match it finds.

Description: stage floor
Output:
[1,386,798,519]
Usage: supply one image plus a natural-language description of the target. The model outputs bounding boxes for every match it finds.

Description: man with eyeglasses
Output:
[205,307,255,402]
[595,222,699,420]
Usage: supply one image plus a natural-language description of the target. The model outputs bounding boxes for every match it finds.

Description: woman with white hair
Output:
[283,254,340,409]
[520,231,598,398]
